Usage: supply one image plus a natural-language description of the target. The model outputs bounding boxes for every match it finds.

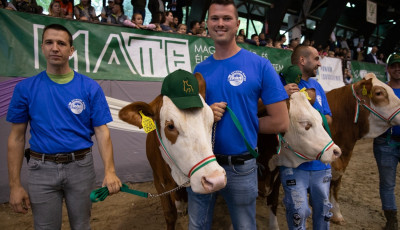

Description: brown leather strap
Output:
[30,148,91,164]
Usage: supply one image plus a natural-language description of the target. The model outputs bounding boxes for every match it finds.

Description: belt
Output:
[215,153,254,165]
[30,148,91,164]
[379,133,400,142]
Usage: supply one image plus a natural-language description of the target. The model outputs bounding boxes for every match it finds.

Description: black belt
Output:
[215,153,254,165]
[29,148,91,164]
[379,133,400,142]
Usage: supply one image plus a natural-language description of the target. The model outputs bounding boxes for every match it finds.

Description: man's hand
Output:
[102,173,122,195]
[210,102,227,122]
[284,83,300,96]
[9,186,30,214]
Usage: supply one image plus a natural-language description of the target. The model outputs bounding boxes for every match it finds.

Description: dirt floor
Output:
[1,138,399,230]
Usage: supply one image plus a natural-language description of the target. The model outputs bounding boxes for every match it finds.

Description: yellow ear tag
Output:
[139,110,156,133]
[362,85,368,96]
[299,87,311,100]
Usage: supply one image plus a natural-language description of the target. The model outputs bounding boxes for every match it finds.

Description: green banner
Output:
[0,9,292,81]
[350,61,387,82]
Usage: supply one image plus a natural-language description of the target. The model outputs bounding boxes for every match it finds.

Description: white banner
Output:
[366,0,377,24]
[314,57,344,92]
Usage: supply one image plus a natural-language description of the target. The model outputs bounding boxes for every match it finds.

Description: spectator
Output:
[265,38,273,47]
[148,0,164,24]
[259,32,266,46]
[238,28,246,38]
[131,0,146,22]
[48,1,63,18]
[172,16,179,30]
[278,34,287,48]
[343,67,353,85]
[328,50,335,57]
[250,33,260,46]
[160,11,174,32]
[124,12,156,30]
[274,40,281,49]
[107,4,128,25]
[197,27,207,37]
[101,0,114,23]
[377,53,386,66]
[365,46,379,64]
[187,20,200,35]
[74,0,99,22]
[236,34,245,43]
[54,0,73,19]
[165,0,184,25]
[199,20,206,30]
[373,52,400,230]
[302,38,311,46]
[288,38,299,51]
[2,0,16,10]
[176,23,187,34]
[11,0,39,13]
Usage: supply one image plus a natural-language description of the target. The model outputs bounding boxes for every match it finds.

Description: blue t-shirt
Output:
[389,88,400,136]
[194,49,288,155]
[7,71,112,154]
[296,78,331,170]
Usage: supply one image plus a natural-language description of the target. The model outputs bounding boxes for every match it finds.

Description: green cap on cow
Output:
[280,65,302,84]
[161,69,203,109]
[387,53,400,66]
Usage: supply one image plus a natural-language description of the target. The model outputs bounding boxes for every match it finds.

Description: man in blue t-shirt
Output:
[373,53,400,230]
[7,24,122,229]
[280,45,333,230]
[187,1,289,229]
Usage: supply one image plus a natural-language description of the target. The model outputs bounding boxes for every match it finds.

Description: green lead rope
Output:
[318,110,332,137]
[90,184,148,202]
[226,106,259,158]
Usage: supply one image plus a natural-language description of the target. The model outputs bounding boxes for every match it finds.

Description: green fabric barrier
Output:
[350,61,387,83]
[0,9,291,81]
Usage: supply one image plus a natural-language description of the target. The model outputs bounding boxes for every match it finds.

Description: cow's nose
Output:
[201,170,227,193]
[333,146,342,158]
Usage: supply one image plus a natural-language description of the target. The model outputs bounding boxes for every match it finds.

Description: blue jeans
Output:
[187,158,258,230]
[28,152,96,230]
[279,166,332,230]
[373,136,400,211]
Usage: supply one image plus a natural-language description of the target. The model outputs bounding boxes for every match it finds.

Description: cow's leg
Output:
[173,188,188,216]
[266,170,281,230]
[152,177,178,230]
[330,174,345,225]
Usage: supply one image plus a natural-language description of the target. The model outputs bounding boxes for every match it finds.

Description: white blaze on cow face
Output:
[269,92,341,170]
[159,96,226,194]
[363,73,400,138]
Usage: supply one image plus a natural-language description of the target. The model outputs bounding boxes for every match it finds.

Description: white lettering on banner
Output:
[93,34,136,74]
[71,30,89,72]
[194,44,215,54]
[33,24,45,69]
[272,64,284,72]
[121,32,191,77]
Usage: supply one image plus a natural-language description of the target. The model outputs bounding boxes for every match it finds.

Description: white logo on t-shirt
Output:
[228,70,246,86]
[68,99,86,114]
[316,95,322,107]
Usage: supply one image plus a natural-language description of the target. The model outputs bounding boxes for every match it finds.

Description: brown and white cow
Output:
[327,73,400,224]
[258,89,342,229]
[118,73,226,230]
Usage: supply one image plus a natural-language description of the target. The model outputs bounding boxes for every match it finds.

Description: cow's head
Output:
[269,90,341,170]
[358,73,400,138]
[119,70,226,194]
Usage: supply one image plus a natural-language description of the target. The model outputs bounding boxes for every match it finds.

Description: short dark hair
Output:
[42,24,73,46]
[209,0,238,18]
[291,45,312,65]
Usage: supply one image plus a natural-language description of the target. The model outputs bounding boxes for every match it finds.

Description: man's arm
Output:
[259,100,289,134]
[94,124,122,194]
[8,122,30,214]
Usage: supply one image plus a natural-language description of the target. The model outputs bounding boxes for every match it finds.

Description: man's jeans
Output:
[187,158,258,230]
[279,166,332,230]
[28,152,96,230]
[373,136,400,211]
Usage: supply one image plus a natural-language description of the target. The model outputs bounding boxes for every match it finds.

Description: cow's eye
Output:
[299,121,312,130]
[167,124,175,130]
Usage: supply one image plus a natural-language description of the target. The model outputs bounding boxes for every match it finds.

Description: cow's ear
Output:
[194,72,206,99]
[355,78,373,97]
[305,88,316,105]
[119,101,154,128]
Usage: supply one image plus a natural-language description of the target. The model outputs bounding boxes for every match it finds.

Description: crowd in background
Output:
[0,0,395,67]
